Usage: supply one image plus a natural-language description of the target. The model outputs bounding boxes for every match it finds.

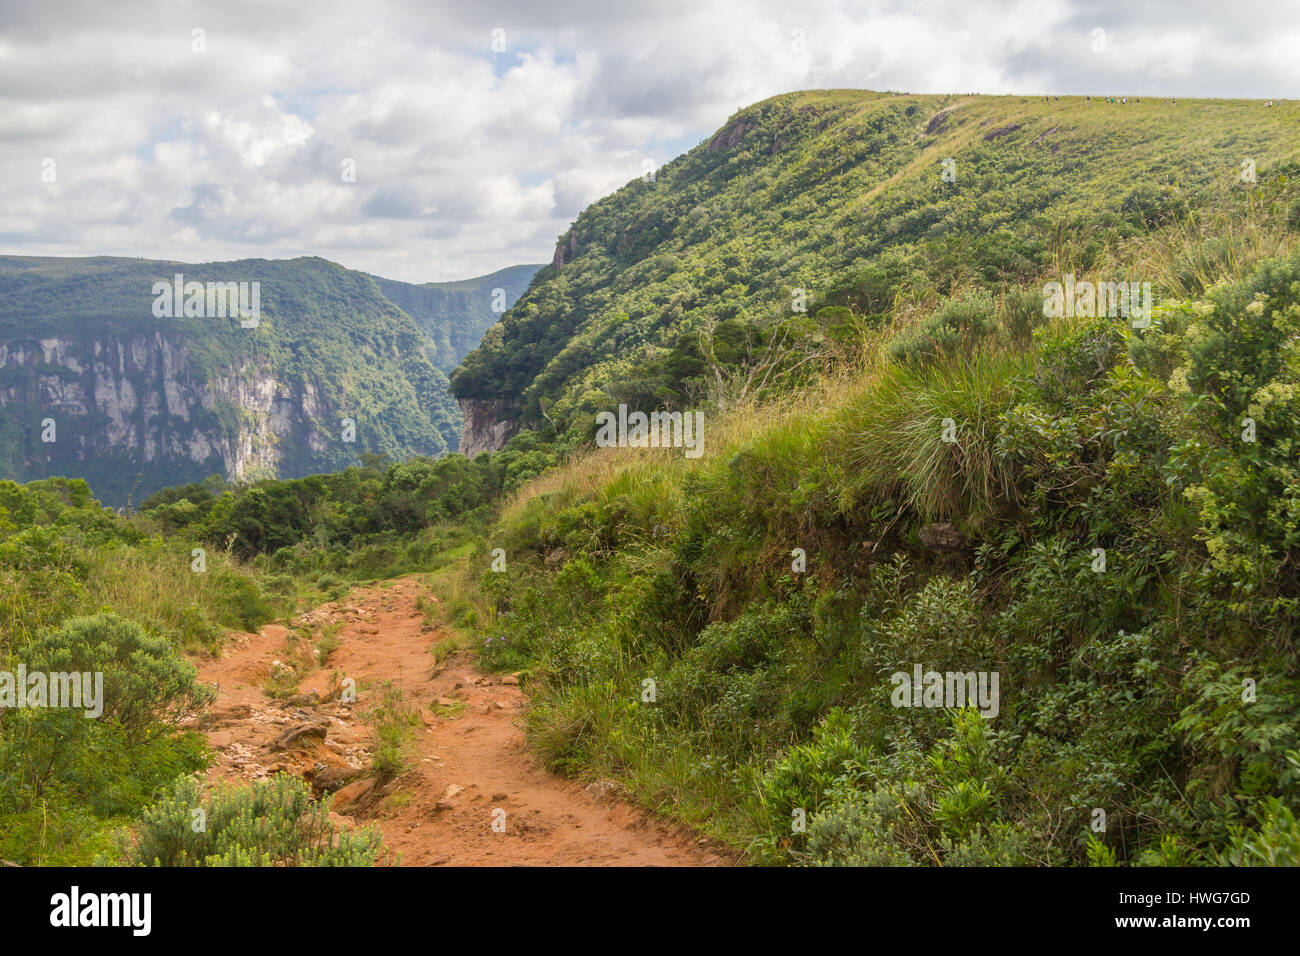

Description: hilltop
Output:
[451,90,1300,448]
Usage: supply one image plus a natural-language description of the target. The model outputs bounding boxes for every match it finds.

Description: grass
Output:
[363,681,420,777]
[430,699,467,719]
[314,622,341,665]
[844,349,1031,525]
[457,187,1300,866]
[423,558,497,640]
[261,628,318,699]
[1101,177,1300,299]
[384,790,414,812]
[262,663,300,700]
[0,527,281,658]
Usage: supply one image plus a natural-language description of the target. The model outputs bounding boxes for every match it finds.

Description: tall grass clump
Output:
[844,351,1030,523]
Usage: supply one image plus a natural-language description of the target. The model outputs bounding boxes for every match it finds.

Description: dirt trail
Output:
[188,575,731,866]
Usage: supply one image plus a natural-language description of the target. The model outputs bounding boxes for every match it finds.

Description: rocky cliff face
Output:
[0,330,336,502]
[551,231,579,271]
[0,254,542,503]
[457,397,518,457]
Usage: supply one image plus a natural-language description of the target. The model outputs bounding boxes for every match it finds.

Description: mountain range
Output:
[0,256,540,505]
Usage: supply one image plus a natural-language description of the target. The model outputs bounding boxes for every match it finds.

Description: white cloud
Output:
[0,0,1296,281]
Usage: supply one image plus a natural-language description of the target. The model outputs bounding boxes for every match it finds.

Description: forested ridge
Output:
[0,256,540,505]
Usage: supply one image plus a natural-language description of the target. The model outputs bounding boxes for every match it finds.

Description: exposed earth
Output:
[187,575,732,866]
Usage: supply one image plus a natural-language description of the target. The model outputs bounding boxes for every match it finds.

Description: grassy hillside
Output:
[451,91,1300,443]
[433,91,1300,865]
[455,187,1300,865]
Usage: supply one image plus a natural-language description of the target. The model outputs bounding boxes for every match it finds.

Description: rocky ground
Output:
[185,575,732,866]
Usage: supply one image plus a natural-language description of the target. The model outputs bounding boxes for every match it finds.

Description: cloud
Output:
[1,0,1297,281]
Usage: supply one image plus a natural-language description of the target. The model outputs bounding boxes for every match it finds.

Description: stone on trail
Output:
[270,721,329,751]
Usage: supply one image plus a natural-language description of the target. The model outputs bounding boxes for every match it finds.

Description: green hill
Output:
[427,91,1300,865]
[0,256,539,505]
[451,90,1300,445]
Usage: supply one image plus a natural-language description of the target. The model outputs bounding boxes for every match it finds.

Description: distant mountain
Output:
[450,90,1300,448]
[369,264,541,372]
[0,255,540,505]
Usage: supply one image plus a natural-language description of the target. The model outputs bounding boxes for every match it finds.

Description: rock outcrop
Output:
[457,397,519,457]
[0,330,349,498]
[551,231,580,271]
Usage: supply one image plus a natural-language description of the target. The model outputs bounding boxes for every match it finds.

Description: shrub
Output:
[759,709,872,835]
[1222,796,1300,866]
[129,774,387,866]
[18,612,212,740]
[806,787,916,866]
[998,287,1044,345]
[888,291,998,366]
[1,613,212,817]
[364,681,420,776]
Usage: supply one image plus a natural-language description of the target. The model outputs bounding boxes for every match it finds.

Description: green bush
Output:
[18,612,212,738]
[888,292,998,366]
[0,613,214,822]
[130,774,387,866]
[759,709,872,836]
[999,287,1044,345]
[363,682,420,777]
[1222,795,1300,866]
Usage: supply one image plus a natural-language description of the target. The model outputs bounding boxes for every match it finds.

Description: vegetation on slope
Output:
[448,176,1300,866]
[0,477,273,863]
[451,91,1300,449]
[0,256,538,505]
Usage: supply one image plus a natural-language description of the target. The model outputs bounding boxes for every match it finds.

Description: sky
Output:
[2,0,1298,282]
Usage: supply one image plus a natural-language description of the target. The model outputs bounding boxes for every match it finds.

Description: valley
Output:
[0,257,541,506]
[3,89,1299,871]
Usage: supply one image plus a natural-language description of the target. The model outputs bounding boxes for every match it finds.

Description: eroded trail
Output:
[188,575,731,866]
